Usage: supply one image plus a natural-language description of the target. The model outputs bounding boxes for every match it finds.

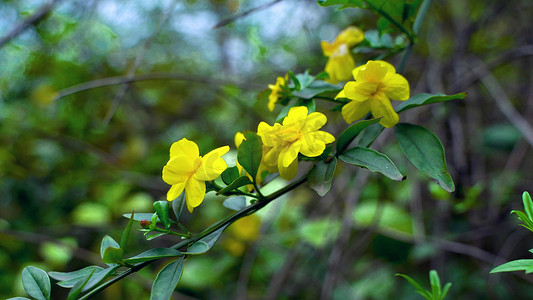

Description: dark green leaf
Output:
[154,201,171,230]
[308,158,337,197]
[21,266,51,300]
[120,212,135,250]
[223,196,247,211]
[291,80,340,99]
[186,225,230,254]
[49,266,103,288]
[317,0,363,8]
[336,119,381,154]
[171,193,186,222]
[221,166,240,185]
[237,132,263,179]
[81,266,119,293]
[66,270,94,300]
[150,257,185,300]
[340,147,404,181]
[490,259,533,273]
[395,123,455,192]
[288,71,300,90]
[395,92,467,113]
[124,248,182,264]
[216,176,252,195]
[355,123,384,148]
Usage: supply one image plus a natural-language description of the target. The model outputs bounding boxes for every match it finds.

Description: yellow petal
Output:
[336,26,365,47]
[282,106,308,129]
[170,138,199,159]
[351,64,366,80]
[162,155,195,184]
[370,92,399,128]
[167,182,186,201]
[321,40,336,57]
[279,142,302,168]
[195,146,229,181]
[300,134,325,157]
[313,131,335,144]
[185,178,206,213]
[382,73,410,101]
[302,112,327,133]
[257,122,278,147]
[341,99,371,124]
[278,156,298,180]
[335,89,347,99]
[324,44,355,84]
[234,132,245,148]
[344,81,378,101]
[355,60,389,83]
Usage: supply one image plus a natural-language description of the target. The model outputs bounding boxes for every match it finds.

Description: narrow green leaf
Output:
[308,158,337,197]
[355,123,384,148]
[145,232,167,240]
[186,225,230,255]
[396,92,467,113]
[120,212,135,250]
[154,201,171,230]
[100,235,120,259]
[21,267,51,300]
[123,248,182,264]
[395,123,455,192]
[395,273,432,299]
[523,192,533,220]
[221,166,240,185]
[237,132,263,179]
[66,270,94,300]
[441,282,452,299]
[216,176,252,195]
[429,270,441,297]
[6,297,31,300]
[81,266,119,293]
[288,71,300,91]
[123,213,161,222]
[490,259,533,273]
[317,0,363,8]
[171,193,186,223]
[223,196,247,211]
[340,147,404,181]
[49,266,103,288]
[336,119,381,154]
[150,257,185,300]
[102,247,123,265]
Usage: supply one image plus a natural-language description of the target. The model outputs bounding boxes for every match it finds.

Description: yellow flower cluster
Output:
[268,75,288,112]
[321,26,365,84]
[257,106,335,180]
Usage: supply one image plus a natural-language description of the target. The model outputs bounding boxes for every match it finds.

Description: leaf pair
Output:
[396,270,452,300]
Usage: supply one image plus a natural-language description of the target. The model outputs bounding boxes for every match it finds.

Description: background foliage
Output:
[2,0,533,299]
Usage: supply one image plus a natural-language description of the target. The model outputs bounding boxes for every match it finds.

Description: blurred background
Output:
[1,0,533,299]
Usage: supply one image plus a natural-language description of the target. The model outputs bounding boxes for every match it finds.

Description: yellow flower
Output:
[257,106,335,180]
[337,60,410,128]
[268,75,288,111]
[162,138,229,212]
[321,26,365,84]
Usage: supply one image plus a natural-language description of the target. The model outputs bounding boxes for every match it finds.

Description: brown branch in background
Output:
[213,0,282,29]
[0,0,62,49]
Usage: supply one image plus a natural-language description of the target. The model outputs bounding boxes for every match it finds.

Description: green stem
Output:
[79,174,309,300]
[314,96,349,105]
[397,0,432,73]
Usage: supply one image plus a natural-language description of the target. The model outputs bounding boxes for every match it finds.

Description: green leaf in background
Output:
[153,201,171,230]
[186,225,230,255]
[221,166,240,185]
[21,266,51,300]
[395,92,467,113]
[395,123,455,192]
[150,257,185,300]
[490,259,533,274]
[216,176,252,195]
[339,147,404,181]
[49,266,103,288]
[353,201,413,238]
[308,157,338,197]
[172,192,186,223]
[120,212,134,250]
[100,235,120,259]
[298,218,341,248]
[237,132,263,180]
[336,119,381,154]
[223,196,247,211]
[123,248,182,264]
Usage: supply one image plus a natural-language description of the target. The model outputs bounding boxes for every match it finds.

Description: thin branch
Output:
[213,0,283,29]
[0,0,62,49]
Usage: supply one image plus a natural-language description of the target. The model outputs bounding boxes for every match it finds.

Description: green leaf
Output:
[186,225,229,254]
[429,270,441,297]
[221,166,240,185]
[120,212,134,250]
[6,297,31,300]
[123,213,161,222]
[291,80,340,99]
[395,273,432,299]
[100,235,120,259]
[336,119,381,154]
[317,0,363,8]
[490,259,533,273]
[21,266,51,300]
[153,201,171,230]
[308,158,337,197]
[66,270,94,300]
[396,92,467,113]
[355,123,384,148]
[123,248,182,264]
[395,123,455,192]
[237,132,263,180]
[216,176,252,195]
[339,147,404,181]
[171,193,186,222]
[81,266,119,293]
[223,196,247,211]
[49,266,103,288]
[523,192,533,220]
[150,257,185,300]
[441,282,452,299]
[145,232,167,240]
[295,70,315,90]
[288,71,300,91]
[102,246,123,265]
